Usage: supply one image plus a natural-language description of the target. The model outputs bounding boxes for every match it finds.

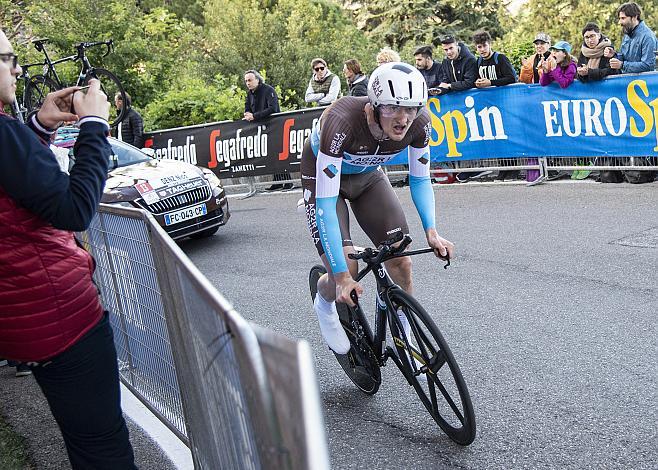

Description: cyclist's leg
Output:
[301,139,358,298]
[301,140,355,353]
[349,168,413,294]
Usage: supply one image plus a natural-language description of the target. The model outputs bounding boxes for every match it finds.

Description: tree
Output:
[504,0,658,52]
[345,0,503,50]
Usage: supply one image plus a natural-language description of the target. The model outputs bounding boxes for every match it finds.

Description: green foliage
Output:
[495,36,535,72]
[504,0,658,52]
[348,0,503,49]
[142,75,245,130]
[203,0,378,108]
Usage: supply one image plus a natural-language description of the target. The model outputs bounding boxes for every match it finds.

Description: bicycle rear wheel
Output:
[388,287,476,445]
[84,68,127,128]
[309,265,381,395]
[24,75,58,114]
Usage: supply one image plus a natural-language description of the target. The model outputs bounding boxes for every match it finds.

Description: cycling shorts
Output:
[300,139,409,262]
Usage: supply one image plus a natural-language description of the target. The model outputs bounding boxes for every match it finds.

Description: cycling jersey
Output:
[302,96,436,274]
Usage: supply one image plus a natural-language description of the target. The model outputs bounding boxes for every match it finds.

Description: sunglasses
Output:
[0,52,19,69]
[378,104,422,118]
[314,66,325,72]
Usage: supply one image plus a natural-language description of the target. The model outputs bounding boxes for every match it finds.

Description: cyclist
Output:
[301,62,455,354]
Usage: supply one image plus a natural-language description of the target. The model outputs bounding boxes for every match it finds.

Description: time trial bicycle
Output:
[309,232,476,445]
[23,38,127,127]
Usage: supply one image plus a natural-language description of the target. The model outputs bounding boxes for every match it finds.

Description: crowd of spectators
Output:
[239,2,656,185]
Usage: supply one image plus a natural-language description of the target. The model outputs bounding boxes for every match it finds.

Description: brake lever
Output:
[439,254,451,269]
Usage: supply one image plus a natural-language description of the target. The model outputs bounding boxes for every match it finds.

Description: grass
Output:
[0,415,33,470]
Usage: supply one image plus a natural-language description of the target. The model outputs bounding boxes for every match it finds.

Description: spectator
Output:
[243,69,280,121]
[343,59,368,97]
[414,45,443,92]
[520,32,552,84]
[243,70,289,190]
[376,47,401,66]
[0,28,136,470]
[114,91,144,148]
[577,22,618,82]
[606,2,657,74]
[436,36,478,95]
[473,30,517,88]
[305,58,341,106]
[539,41,577,88]
[472,30,519,180]
[605,2,657,183]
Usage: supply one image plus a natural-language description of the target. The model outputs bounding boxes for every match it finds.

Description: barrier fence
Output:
[78,204,329,470]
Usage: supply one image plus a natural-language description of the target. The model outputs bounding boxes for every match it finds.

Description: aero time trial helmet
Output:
[367,62,427,108]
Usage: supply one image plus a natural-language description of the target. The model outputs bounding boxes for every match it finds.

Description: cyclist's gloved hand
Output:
[334,272,363,307]
[426,228,455,261]
[36,87,80,129]
[72,79,110,122]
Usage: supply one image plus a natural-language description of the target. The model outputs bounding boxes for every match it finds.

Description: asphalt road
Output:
[179,180,657,470]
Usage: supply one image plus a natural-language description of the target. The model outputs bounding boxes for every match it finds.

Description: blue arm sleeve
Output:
[409,175,436,230]
[316,196,348,273]
[315,151,348,274]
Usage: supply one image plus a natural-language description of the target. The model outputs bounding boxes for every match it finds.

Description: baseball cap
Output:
[533,32,551,44]
[550,40,572,54]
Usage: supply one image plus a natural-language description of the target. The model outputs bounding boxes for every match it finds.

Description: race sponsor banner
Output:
[144,108,322,179]
[424,71,658,162]
[145,72,658,175]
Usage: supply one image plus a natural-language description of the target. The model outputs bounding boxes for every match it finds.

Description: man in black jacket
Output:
[244,70,280,122]
[414,45,443,92]
[243,70,289,189]
[115,92,145,148]
[436,36,478,95]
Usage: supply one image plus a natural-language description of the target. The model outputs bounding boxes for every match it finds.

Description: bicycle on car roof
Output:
[21,38,127,127]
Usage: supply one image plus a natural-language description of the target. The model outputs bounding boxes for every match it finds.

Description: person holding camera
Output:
[0,29,136,469]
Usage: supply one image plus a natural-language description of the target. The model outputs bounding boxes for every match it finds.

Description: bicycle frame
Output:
[348,241,440,365]
[35,41,111,87]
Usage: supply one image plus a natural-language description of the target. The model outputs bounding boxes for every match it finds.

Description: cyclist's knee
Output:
[388,255,412,274]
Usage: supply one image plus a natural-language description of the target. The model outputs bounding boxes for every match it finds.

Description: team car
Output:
[54,128,230,240]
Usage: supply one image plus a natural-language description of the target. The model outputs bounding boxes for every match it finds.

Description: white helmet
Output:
[367,61,427,108]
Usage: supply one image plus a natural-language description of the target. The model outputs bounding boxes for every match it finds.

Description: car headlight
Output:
[201,169,222,189]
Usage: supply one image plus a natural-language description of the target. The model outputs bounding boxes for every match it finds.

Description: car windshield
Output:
[109,138,153,168]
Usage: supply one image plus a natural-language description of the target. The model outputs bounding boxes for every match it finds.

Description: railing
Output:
[78,205,329,470]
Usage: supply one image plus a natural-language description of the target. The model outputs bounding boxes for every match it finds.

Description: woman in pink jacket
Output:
[539,41,577,88]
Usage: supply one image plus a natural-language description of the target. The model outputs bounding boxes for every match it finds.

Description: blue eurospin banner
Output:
[389,71,658,164]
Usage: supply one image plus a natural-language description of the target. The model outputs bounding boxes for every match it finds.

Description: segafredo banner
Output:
[422,71,658,162]
[145,72,658,177]
[144,108,323,179]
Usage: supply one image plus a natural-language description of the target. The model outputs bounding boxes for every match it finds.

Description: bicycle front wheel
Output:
[388,287,476,445]
[84,68,127,128]
[24,75,58,114]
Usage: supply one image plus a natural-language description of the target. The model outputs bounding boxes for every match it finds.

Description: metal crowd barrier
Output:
[78,204,329,470]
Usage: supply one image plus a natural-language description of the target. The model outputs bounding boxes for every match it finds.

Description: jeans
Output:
[31,313,137,470]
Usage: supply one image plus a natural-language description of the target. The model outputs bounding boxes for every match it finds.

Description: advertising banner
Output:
[144,108,323,179]
[144,72,658,176]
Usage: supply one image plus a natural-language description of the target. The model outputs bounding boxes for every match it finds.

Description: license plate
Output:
[164,203,207,226]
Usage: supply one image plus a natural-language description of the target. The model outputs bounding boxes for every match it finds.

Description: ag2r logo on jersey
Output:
[417,154,429,165]
[323,164,338,178]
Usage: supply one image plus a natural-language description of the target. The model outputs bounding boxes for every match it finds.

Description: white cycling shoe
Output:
[314,294,351,355]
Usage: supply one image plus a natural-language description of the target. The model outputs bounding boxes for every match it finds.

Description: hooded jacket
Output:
[438,43,478,92]
[347,73,368,97]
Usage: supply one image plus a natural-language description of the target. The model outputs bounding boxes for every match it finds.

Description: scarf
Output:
[581,37,612,69]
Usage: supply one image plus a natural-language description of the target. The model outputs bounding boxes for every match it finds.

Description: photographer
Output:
[0,28,136,470]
